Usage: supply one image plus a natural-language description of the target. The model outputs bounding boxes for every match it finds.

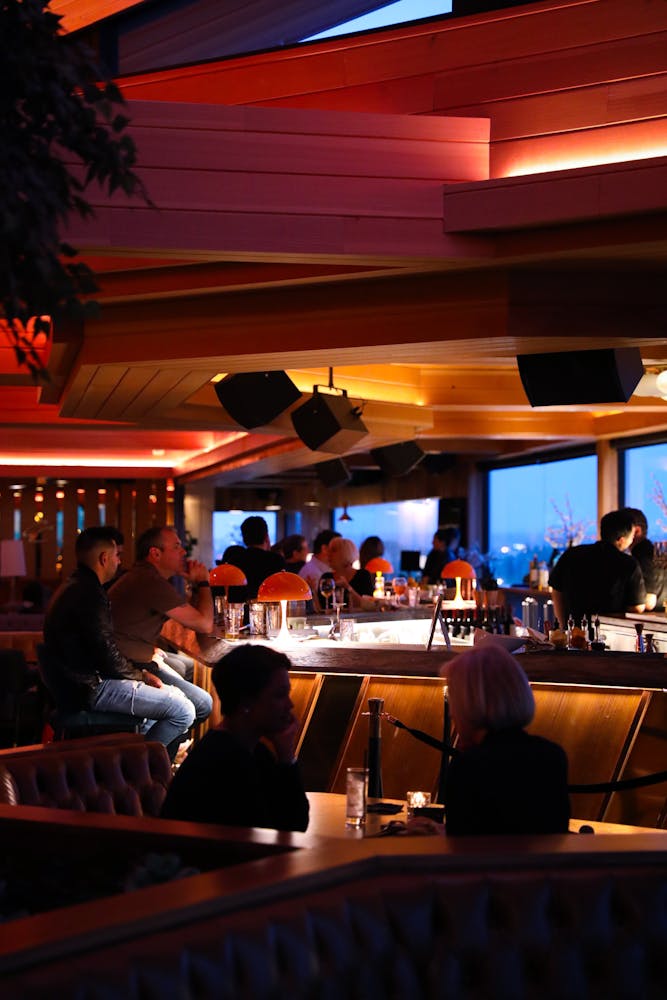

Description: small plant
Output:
[544,495,593,550]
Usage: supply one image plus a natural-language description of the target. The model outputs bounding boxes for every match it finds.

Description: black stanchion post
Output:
[437,686,451,805]
[367,697,384,799]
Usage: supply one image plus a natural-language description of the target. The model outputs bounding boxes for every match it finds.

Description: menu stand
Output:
[426,594,451,651]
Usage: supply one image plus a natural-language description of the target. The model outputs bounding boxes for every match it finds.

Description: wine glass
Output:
[392,576,407,606]
[318,575,335,614]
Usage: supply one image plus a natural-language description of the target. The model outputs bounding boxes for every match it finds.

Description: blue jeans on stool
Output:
[90,677,196,755]
[150,661,213,725]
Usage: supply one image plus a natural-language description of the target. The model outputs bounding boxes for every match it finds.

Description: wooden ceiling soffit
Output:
[61,364,213,420]
[61,100,490,265]
[443,157,667,235]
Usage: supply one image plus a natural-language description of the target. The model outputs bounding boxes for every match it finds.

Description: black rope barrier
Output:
[387,716,667,795]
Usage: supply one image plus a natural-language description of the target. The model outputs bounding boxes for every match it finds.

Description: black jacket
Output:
[44,563,142,709]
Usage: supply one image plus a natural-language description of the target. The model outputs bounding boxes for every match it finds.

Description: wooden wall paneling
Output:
[117,482,138,559]
[298,672,365,792]
[603,690,667,829]
[530,684,647,821]
[38,484,59,585]
[133,481,157,538]
[329,676,446,801]
[290,672,323,756]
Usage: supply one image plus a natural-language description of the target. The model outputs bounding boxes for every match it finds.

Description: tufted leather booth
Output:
[6,848,667,998]
[0,737,172,817]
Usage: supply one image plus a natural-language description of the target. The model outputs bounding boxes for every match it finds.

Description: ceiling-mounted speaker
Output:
[517,348,644,407]
[316,458,351,488]
[291,391,368,453]
[214,371,301,429]
[371,441,425,477]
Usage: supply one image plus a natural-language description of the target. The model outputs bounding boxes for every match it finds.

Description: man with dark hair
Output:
[422,526,460,584]
[108,526,213,727]
[44,526,196,757]
[622,507,664,612]
[549,509,646,625]
[299,528,341,612]
[222,515,285,600]
[280,534,308,573]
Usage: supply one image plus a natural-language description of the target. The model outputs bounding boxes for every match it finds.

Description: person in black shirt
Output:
[443,644,569,836]
[422,527,460,584]
[622,507,664,612]
[222,515,285,601]
[549,509,646,625]
[161,644,309,832]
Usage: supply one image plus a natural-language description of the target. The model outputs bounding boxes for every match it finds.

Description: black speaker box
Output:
[371,441,425,477]
[291,392,368,453]
[316,458,351,488]
[214,371,301,429]
[517,348,644,407]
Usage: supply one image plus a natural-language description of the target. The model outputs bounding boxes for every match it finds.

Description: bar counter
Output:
[163,612,667,830]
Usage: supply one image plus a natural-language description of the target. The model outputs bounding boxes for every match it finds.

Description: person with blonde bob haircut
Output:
[443,645,570,835]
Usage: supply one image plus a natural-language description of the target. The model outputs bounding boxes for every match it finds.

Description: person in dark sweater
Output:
[443,644,570,836]
[161,644,309,832]
[622,506,664,612]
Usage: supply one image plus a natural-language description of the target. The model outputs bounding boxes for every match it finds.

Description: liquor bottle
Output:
[367,697,384,799]
[529,555,539,590]
[538,561,549,591]
[373,571,385,599]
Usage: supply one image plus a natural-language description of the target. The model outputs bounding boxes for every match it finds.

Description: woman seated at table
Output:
[326,536,375,608]
[443,645,570,836]
[161,644,309,832]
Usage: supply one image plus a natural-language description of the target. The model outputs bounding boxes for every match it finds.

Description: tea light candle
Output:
[406,790,432,816]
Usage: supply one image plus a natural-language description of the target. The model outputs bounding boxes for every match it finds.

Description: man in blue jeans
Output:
[43,527,203,758]
[108,525,213,728]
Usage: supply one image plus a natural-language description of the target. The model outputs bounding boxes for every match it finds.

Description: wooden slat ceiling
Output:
[3,0,667,484]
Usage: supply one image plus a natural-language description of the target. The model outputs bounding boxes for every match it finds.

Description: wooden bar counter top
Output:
[163,613,667,830]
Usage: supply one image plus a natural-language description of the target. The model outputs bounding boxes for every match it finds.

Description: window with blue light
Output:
[333,498,439,574]
[302,0,452,41]
[212,511,279,563]
[623,440,667,541]
[487,455,598,586]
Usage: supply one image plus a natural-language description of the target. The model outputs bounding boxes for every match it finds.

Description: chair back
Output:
[36,642,87,714]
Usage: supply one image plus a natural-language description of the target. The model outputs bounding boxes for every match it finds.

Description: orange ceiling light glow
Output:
[0,317,52,373]
[503,144,667,179]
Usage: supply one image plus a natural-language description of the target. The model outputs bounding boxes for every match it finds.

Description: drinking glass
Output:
[345,767,368,827]
[319,576,335,614]
[392,576,407,605]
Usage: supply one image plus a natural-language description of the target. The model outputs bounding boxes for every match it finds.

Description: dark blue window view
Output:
[623,441,667,542]
[334,498,439,574]
[488,455,598,586]
[302,0,452,41]
[213,510,278,563]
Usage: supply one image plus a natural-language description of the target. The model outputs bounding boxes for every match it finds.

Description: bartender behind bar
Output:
[549,509,646,626]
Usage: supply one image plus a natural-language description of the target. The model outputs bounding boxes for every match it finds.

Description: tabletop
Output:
[304,792,667,840]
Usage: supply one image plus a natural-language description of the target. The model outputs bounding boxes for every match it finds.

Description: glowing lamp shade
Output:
[257,571,312,643]
[209,563,247,587]
[441,560,476,580]
[441,559,476,609]
[365,557,394,574]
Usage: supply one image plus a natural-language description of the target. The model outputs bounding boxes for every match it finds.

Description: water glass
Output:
[407,586,419,608]
[339,618,356,642]
[248,601,267,636]
[225,603,244,640]
[345,767,368,827]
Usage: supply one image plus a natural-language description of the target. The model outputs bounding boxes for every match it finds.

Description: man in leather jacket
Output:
[44,526,195,757]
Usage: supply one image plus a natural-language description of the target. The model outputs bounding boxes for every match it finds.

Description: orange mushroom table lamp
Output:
[365,557,393,599]
[257,571,312,643]
[440,559,476,609]
[209,563,248,625]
